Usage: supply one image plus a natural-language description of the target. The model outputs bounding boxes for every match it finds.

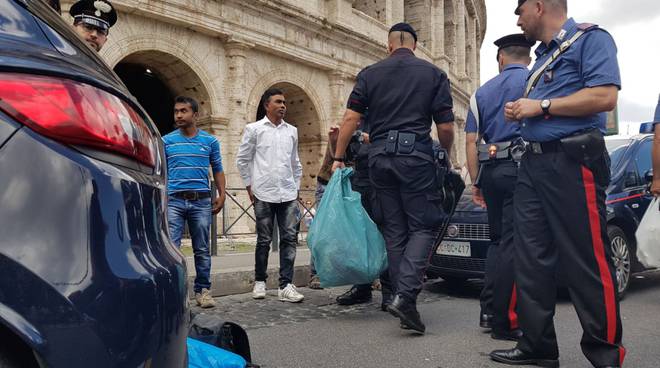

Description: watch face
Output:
[541,99,551,109]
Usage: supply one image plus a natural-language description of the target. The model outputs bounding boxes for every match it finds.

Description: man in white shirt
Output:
[236,88,304,303]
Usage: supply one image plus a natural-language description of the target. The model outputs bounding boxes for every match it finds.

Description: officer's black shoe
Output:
[480,313,494,329]
[387,295,425,334]
[336,286,372,306]
[489,348,559,368]
[381,293,394,311]
[490,329,523,342]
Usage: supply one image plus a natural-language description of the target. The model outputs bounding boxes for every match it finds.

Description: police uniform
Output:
[346,23,454,333]
[70,0,117,34]
[655,94,660,123]
[465,34,533,339]
[504,17,625,367]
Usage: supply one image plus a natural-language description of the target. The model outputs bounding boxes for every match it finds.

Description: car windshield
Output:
[606,138,631,171]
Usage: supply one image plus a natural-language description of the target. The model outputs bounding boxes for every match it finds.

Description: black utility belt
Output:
[478,140,524,163]
[372,130,433,159]
[526,128,605,165]
[171,191,211,200]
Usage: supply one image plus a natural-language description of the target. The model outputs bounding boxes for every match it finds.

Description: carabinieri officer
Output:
[332,23,455,335]
[490,1,625,367]
[465,33,534,342]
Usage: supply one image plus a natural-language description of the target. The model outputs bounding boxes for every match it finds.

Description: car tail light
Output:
[0,73,156,167]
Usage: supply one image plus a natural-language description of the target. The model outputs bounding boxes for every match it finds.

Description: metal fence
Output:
[206,186,318,255]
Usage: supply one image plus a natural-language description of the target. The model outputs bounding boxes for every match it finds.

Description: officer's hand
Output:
[472,186,486,208]
[504,102,517,122]
[510,98,543,120]
[362,133,370,144]
[331,160,345,173]
[651,178,660,197]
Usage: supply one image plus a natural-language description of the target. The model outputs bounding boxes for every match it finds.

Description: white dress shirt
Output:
[236,117,303,203]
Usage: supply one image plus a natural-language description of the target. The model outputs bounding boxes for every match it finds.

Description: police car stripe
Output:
[581,166,618,344]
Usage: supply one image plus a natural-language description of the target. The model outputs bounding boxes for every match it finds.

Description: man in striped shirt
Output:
[163,96,226,308]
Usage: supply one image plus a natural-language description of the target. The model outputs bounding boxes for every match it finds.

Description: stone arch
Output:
[102,36,219,134]
[247,73,327,195]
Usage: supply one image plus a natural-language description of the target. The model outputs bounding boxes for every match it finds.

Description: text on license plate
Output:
[438,241,471,257]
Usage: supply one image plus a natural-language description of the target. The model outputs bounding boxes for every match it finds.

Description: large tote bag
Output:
[635,197,660,268]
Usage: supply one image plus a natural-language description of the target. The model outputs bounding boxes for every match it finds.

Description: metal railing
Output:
[207,186,318,255]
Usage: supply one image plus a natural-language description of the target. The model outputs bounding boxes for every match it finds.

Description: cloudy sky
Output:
[481,0,660,134]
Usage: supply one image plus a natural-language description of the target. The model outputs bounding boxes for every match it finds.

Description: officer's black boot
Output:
[381,292,394,311]
[336,285,372,305]
[387,294,425,334]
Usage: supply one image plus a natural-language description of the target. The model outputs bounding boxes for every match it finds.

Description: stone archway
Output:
[252,82,323,196]
[113,50,213,136]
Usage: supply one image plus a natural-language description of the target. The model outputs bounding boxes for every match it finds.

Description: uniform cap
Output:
[515,0,528,15]
[70,0,117,31]
[389,22,418,43]
[494,33,535,50]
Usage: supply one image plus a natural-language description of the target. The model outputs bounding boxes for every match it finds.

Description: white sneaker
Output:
[278,283,304,303]
[252,281,266,299]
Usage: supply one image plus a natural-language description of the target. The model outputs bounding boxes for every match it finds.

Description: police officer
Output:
[332,23,455,334]
[490,1,625,367]
[465,33,533,341]
[69,0,117,52]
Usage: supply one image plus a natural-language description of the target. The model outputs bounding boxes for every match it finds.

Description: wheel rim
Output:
[610,235,631,294]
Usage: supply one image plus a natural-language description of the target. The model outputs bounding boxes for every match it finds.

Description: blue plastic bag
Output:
[188,337,247,368]
[307,168,388,287]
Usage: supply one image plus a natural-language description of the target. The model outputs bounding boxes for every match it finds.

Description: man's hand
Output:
[212,194,225,214]
[361,132,370,144]
[505,99,542,121]
[331,160,345,174]
[246,186,255,203]
[472,186,486,208]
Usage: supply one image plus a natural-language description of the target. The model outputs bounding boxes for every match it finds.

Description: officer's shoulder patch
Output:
[577,23,599,31]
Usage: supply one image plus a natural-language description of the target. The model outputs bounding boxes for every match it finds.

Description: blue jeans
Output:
[168,196,212,293]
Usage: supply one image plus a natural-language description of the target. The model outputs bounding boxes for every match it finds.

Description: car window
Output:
[608,144,630,172]
[634,139,653,179]
[0,0,53,48]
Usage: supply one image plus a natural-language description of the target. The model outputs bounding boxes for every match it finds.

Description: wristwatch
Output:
[540,99,552,118]
[333,156,345,162]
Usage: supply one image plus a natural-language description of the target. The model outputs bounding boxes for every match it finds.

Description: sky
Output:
[481,0,660,135]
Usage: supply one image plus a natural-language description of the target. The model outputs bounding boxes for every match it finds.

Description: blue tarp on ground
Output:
[188,337,247,368]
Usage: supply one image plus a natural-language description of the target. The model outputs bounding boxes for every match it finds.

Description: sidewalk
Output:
[185,248,312,297]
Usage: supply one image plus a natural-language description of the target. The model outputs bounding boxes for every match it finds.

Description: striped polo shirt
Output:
[163,129,223,195]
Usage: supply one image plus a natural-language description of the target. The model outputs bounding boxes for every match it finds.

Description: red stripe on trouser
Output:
[620,346,626,366]
[581,166,617,344]
[508,284,518,330]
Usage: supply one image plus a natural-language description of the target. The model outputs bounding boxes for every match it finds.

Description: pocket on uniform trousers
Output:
[369,191,384,225]
[422,191,446,228]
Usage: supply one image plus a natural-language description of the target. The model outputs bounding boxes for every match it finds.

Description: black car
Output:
[1,0,189,367]
[428,126,656,297]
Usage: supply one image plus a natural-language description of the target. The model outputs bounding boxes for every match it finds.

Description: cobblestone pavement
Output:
[191,279,478,331]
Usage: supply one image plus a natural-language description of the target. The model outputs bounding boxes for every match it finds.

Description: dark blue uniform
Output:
[465,63,527,336]
[654,94,660,123]
[514,19,625,367]
[347,47,454,314]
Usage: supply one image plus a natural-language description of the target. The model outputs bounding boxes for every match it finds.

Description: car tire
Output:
[607,225,632,299]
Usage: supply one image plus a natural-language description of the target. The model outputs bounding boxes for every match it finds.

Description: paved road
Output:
[194,272,660,368]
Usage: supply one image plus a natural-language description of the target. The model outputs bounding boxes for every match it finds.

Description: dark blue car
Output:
[0,0,189,366]
[428,127,656,297]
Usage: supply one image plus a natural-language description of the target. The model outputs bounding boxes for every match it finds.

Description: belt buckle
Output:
[183,192,197,201]
[530,142,543,154]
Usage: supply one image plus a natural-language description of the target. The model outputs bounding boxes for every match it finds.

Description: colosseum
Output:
[61,0,486,233]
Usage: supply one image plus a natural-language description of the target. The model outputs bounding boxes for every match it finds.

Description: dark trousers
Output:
[369,155,446,302]
[514,150,625,367]
[254,198,298,289]
[479,161,518,332]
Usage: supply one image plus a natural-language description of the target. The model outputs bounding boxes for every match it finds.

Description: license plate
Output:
[438,241,471,257]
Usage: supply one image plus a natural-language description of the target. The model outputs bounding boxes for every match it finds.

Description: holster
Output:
[560,128,605,165]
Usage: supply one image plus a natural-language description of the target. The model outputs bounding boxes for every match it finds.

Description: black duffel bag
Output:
[189,313,259,367]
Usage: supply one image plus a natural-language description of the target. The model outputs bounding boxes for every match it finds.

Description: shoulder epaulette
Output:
[577,23,599,31]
